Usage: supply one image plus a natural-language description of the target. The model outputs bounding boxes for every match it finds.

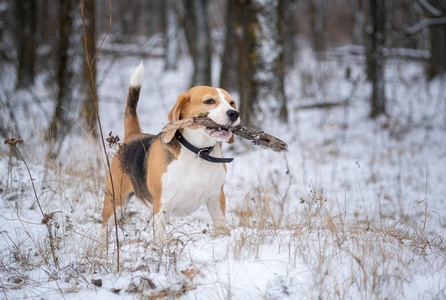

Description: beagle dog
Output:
[100,62,240,244]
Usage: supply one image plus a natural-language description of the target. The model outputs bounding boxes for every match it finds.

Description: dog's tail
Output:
[124,62,145,140]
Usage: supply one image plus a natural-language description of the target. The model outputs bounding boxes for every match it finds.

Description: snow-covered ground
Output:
[1,45,445,299]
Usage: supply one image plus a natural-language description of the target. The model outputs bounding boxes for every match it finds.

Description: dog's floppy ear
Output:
[168,92,190,123]
[164,91,191,143]
[228,133,235,144]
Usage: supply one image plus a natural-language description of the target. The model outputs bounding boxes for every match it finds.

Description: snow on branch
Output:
[405,16,446,35]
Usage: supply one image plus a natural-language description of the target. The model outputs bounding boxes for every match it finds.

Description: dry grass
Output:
[1,54,445,298]
[1,136,445,299]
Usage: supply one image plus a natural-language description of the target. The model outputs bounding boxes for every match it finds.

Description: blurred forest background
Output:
[1,0,446,155]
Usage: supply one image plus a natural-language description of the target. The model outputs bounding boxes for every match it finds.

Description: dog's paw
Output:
[212,226,231,237]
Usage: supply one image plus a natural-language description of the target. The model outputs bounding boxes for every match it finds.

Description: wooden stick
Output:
[162,116,288,152]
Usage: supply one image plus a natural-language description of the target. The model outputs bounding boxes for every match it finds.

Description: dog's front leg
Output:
[206,189,230,237]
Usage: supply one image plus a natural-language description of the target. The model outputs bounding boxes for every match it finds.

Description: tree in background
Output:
[367,0,386,118]
[400,0,419,49]
[234,0,287,126]
[277,0,297,122]
[81,0,97,137]
[350,0,365,45]
[220,0,238,94]
[425,0,446,79]
[279,0,298,73]
[164,0,179,71]
[4,0,446,149]
[310,0,326,53]
[184,0,212,87]
[15,0,36,89]
[48,0,74,158]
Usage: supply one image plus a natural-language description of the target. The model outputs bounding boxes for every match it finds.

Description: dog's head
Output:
[168,86,240,143]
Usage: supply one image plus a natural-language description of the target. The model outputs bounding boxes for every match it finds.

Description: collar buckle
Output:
[198,146,214,156]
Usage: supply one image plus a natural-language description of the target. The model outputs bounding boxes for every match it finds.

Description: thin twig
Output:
[4,140,59,269]
[0,276,9,300]
[80,0,120,271]
[422,167,429,232]
[6,214,49,268]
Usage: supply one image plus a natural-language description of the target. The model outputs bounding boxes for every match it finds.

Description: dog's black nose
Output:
[226,110,239,122]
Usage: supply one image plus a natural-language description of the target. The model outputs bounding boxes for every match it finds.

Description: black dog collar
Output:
[175,131,233,163]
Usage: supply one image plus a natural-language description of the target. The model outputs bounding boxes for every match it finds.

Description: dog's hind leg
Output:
[99,159,133,251]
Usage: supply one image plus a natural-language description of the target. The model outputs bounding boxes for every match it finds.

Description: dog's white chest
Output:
[161,148,226,217]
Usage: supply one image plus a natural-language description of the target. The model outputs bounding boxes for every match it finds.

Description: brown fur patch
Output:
[124,86,142,140]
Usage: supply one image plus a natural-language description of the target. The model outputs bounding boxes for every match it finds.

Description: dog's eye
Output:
[204,99,215,105]
[230,101,235,107]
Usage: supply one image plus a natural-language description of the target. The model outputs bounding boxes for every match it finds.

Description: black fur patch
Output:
[119,134,155,202]
[125,87,141,117]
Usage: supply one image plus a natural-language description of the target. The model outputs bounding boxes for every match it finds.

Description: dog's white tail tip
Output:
[130,61,144,87]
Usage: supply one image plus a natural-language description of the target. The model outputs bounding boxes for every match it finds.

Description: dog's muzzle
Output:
[226,110,239,123]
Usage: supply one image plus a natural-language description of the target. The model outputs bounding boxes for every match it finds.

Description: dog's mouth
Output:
[206,126,232,140]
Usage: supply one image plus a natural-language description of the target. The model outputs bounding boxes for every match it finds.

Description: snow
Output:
[1,42,446,299]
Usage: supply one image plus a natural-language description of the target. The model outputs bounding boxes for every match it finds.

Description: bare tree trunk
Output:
[220,0,238,93]
[234,0,287,126]
[369,0,386,118]
[351,0,365,45]
[234,0,258,126]
[81,0,97,137]
[114,0,145,40]
[15,0,36,89]
[48,0,74,157]
[310,0,325,53]
[426,0,446,79]
[184,0,211,87]
[364,0,373,80]
[279,0,297,72]
[164,0,179,70]
[401,0,418,49]
[277,0,293,122]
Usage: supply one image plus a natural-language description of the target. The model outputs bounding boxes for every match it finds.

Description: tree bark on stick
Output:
[162,116,288,152]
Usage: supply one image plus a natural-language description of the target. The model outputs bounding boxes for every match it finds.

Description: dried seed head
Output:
[106,132,120,148]
[4,138,24,147]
